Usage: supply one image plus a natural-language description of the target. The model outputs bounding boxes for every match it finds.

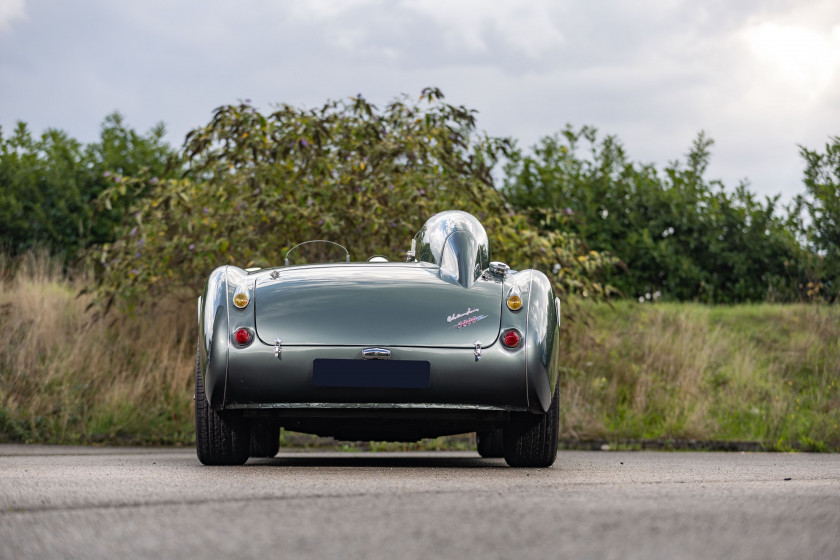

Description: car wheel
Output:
[250,423,280,458]
[476,428,505,458]
[503,383,559,468]
[195,345,250,465]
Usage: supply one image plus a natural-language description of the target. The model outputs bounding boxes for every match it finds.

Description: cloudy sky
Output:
[2,0,839,203]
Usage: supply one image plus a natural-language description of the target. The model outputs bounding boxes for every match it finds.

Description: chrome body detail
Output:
[362,347,391,360]
[270,270,280,280]
[489,261,510,277]
[274,337,282,358]
[285,240,350,267]
[225,402,527,412]
[412,210,490,288]
[447,307,479,323]
[405,238,417,262]
[474,340,482,361]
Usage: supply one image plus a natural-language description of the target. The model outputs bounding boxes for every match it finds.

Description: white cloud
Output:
[400,0,565,57]
[285,0,566,58]
[0,0,25,30]
[289,0,381,20]
[742,22,840,98]
[2,0,839,203]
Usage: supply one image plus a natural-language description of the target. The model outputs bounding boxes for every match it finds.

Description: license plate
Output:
[312,359,431,389]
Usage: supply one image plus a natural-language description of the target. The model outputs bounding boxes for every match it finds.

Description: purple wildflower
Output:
[417,189,426,196]
[130,227,137,237]
[245,98,252,103]
[131,269,138,275]
[134,252,141,258]
[307,198,314,207]
[318,219,324,225]
[203,207,209,214]
[150,177,159,185]
[137,239,144,248]
[300,138,310,148]
[390,220,397,228]
[188,244,195,251]
[103,171,111,178]
[565,207,573,215]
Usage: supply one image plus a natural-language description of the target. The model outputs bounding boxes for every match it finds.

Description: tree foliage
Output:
[0,113,175,258]
[791,136,840,301]
[503,126,803,302]
[93,89,615,306]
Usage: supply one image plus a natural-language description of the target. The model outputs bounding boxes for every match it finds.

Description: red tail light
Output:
[501,329,521,348]
[233,327,253,346]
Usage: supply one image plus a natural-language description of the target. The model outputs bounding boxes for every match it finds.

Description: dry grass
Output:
[0,251,195,444]
[561,301,840,450]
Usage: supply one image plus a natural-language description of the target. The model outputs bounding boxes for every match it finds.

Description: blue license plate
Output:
[312,359,431,389]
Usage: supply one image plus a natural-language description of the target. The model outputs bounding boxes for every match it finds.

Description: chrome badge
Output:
[447,307,479,323]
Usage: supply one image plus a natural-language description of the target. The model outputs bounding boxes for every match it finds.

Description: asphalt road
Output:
[1,445,838,560]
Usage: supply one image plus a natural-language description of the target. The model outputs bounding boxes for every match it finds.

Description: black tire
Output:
[476,428,505,458]
[503,383,560,468]
[195,345,250,465]
[250,423,280,458]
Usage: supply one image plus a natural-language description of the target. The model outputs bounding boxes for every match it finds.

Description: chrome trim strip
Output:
[224,402,527,412]
[362,347,391,360]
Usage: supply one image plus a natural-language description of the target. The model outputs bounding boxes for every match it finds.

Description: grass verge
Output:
[560,300,840,451]
[1,254,838,450]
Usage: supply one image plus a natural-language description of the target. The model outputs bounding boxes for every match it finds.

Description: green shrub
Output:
[92,89,615,307]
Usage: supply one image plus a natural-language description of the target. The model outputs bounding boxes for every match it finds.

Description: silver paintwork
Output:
[196,211,562,426]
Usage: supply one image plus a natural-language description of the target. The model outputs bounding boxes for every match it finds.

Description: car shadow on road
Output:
[247,454,510,469]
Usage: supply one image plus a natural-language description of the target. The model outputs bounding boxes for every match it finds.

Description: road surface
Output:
[1,445,838,559]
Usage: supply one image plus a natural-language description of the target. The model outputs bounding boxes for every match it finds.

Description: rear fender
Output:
[198,265,254,408]
[505,270,561,414]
